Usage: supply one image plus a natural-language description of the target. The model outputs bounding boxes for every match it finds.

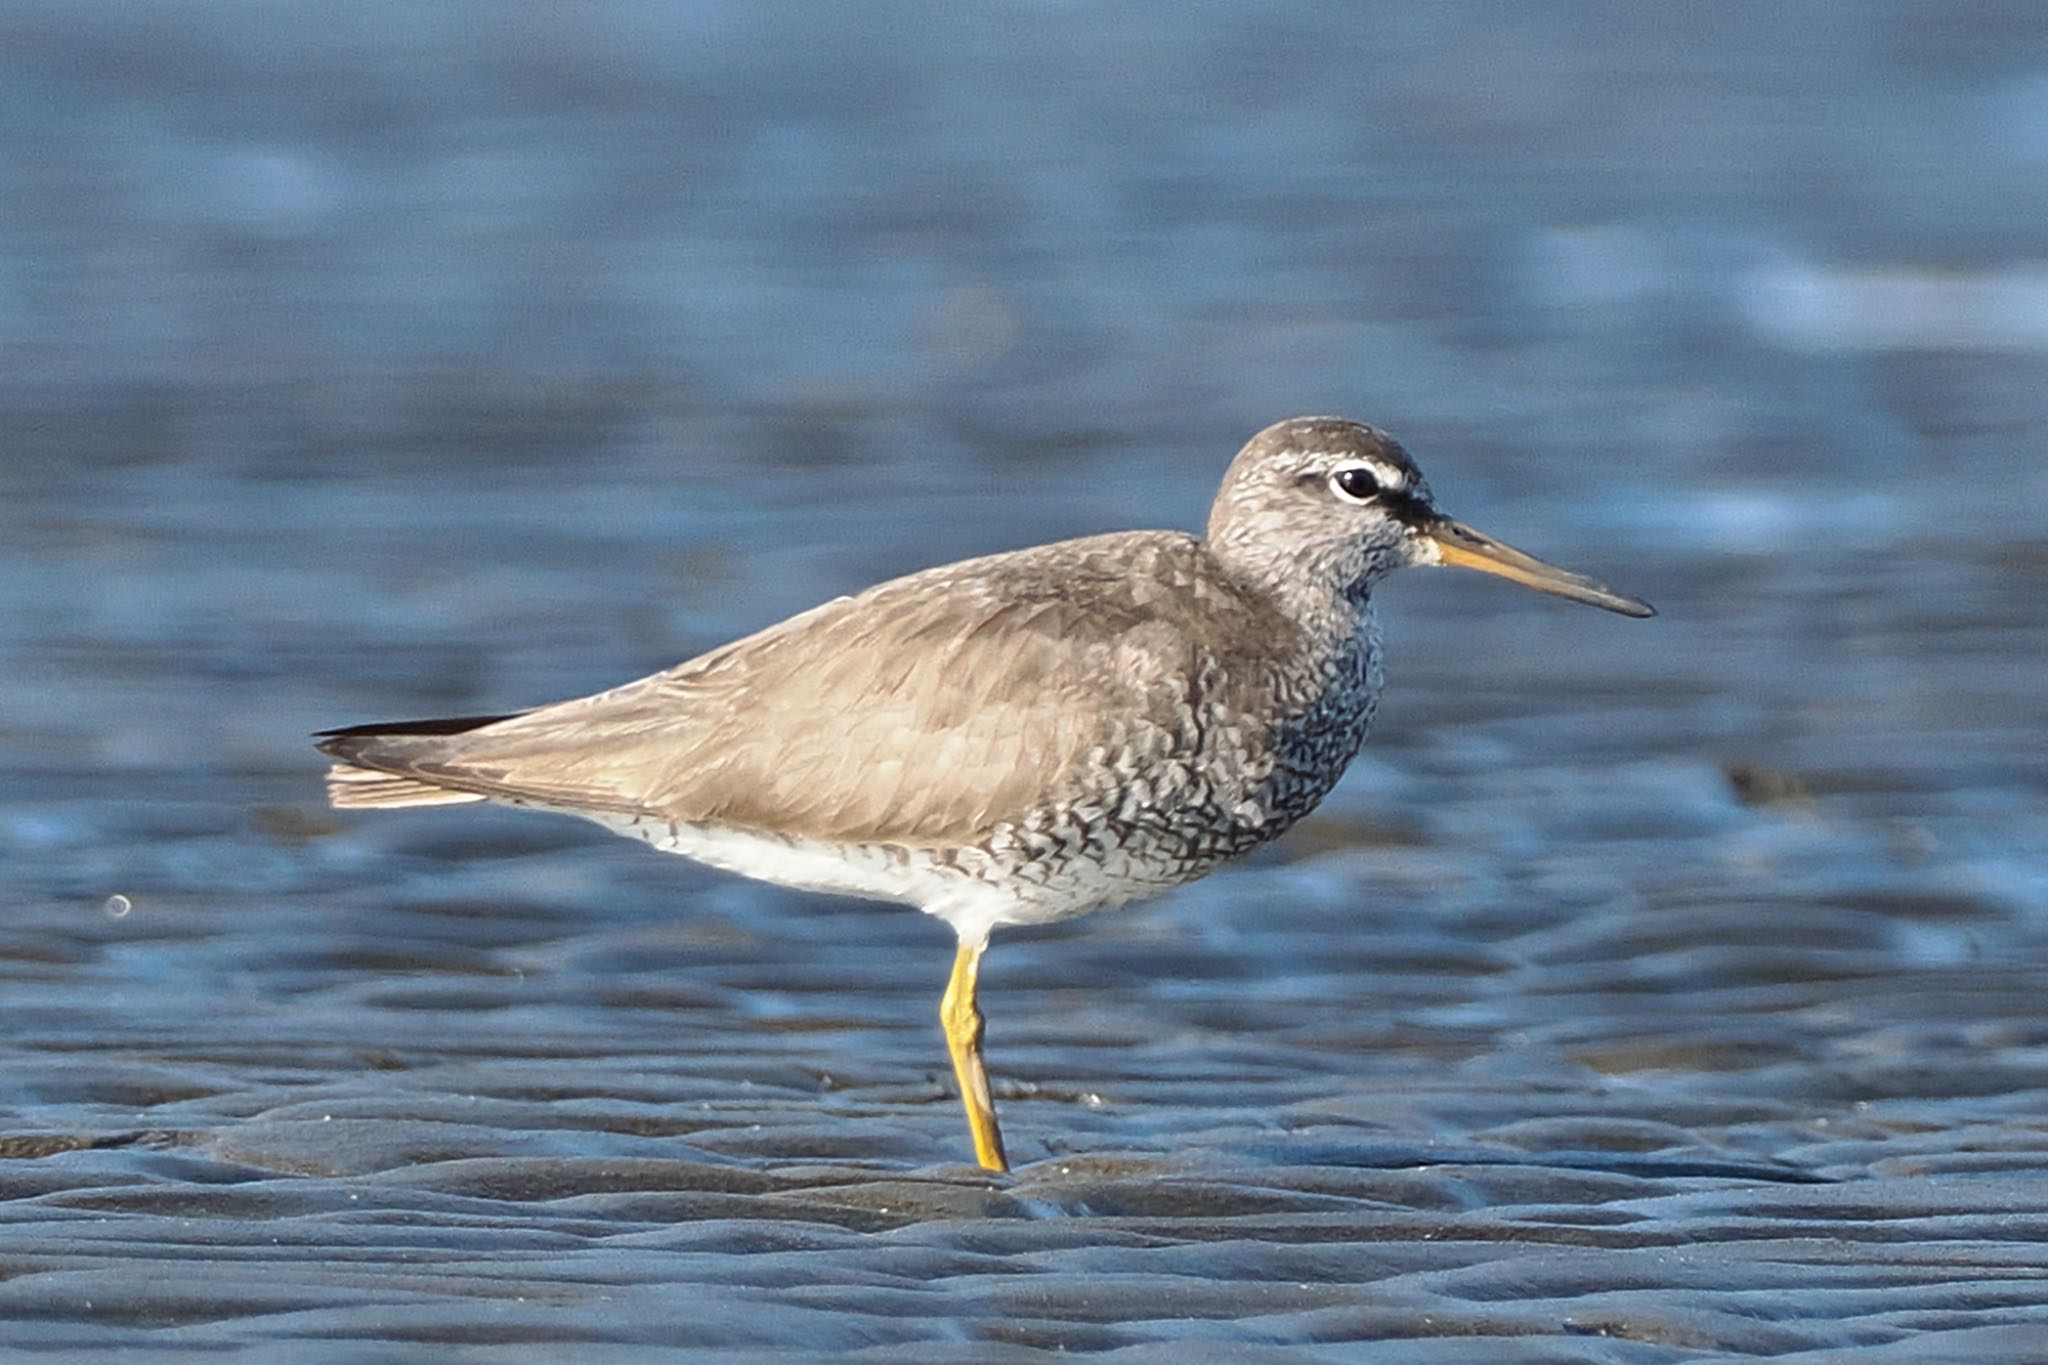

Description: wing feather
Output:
[323,532,1289,846]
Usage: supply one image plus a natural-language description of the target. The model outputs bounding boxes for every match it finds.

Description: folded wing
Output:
[319,533,1275,847]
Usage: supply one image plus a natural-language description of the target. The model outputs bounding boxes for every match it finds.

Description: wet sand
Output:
[5,2,2048,1357]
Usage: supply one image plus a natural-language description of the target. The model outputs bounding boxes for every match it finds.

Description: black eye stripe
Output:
[1299,463,1425,519]
[1384,491,1431,526]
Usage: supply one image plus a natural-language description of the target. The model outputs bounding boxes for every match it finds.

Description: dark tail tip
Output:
[314,713,519,759]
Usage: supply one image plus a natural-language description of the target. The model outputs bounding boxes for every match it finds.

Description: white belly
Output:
[561,809,1100,946]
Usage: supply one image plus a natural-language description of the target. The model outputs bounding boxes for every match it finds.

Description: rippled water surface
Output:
[5,3,2048,1359]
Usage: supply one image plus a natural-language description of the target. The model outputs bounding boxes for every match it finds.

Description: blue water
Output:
[4,3,2048,1358]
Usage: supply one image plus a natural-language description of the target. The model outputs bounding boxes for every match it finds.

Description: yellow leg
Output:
[940,936,1008,1172]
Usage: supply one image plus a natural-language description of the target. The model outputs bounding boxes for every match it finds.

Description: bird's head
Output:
[1206,416,1654,618]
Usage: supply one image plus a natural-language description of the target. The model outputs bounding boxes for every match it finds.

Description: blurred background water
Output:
[3,2,2048,1358]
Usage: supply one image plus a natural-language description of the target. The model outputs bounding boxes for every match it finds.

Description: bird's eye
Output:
[1329,464,1382,504]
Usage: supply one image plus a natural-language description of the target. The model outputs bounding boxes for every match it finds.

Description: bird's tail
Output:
[323,764,486,809]
[314,714,519,810]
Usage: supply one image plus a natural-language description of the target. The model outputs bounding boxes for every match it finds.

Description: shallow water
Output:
[5,2,2048,1358]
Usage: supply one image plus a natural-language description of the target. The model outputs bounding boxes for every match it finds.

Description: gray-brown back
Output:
[324,529,1380,860]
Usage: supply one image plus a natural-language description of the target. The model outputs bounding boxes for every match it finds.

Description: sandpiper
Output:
[318,416,1652,1171]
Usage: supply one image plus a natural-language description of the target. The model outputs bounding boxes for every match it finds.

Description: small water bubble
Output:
[102,894,133,919]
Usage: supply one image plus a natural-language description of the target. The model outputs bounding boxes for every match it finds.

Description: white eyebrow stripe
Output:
[1328,456,1410,491]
